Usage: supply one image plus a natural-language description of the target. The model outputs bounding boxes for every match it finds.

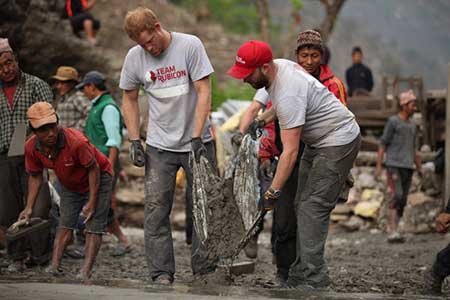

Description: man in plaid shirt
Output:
[52,66,91,132]
[0,38,53,271]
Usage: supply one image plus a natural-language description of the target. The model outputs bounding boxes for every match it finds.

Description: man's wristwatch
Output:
[268,187,281,198]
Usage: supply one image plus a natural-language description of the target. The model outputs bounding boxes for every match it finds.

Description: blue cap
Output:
[76,71,105,89]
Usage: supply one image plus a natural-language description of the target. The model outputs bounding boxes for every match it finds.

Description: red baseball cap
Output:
[227,40,273,79]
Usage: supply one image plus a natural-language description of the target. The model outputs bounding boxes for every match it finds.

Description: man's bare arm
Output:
[108,147,118,172]
[192,76,211,138]
[19,173,43,220]
[122,89,140,140]
[239,101,264,134]
[270,126,302,190]
[257,107,276,125]
[375,146,385,178]
[415,152,422,174]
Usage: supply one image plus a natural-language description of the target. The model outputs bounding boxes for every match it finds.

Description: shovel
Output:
[230,209,267,260]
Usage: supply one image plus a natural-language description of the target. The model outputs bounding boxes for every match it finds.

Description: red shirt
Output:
[319,64,347,106]
[2,85,17,108]
[25,128,112,193]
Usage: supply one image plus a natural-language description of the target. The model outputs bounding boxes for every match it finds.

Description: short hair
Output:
[296,44,323,54]
[352,46,362,55]
[124,7,159,41]
[92,82,107,91]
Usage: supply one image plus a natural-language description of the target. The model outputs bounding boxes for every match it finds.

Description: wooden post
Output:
[445,64,450,202]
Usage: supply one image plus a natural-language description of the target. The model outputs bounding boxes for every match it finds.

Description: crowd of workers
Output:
[0,4,449,295]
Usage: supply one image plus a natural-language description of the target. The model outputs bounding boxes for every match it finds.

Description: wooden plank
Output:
[445,64,450,202]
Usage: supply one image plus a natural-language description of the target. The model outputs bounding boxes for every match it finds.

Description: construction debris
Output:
[332,164,443,233]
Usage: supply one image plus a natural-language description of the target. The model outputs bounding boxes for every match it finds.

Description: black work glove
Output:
[191,137,206,163]
[262,187,280,211]
[130,139,145,167]
[247,119,265,140]
[231,132,243,148]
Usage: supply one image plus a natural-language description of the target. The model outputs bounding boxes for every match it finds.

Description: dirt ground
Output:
[1,223,449,298]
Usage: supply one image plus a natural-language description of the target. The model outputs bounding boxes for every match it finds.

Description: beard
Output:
[249,74,269,90]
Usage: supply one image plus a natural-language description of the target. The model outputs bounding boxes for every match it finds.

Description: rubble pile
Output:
[331,164,443,233]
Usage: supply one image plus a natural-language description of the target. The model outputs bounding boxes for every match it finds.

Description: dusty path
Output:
[1,227,449,299]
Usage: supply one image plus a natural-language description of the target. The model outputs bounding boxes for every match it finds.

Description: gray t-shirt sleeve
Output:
[277,96,306,130]
[380,117,395,148]
[186,36,214,82]
[119,49,141,90]
[254,88,269,106]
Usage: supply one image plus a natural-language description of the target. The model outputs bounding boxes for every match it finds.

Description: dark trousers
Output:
[386,167,413,218]
[143,142,216,281]
[289,135,361,287]
[0,154,51,263]
[70,12,100,33]
[433,242,450,280]
[273,163,298,280]
[272,142,304,280]
[185,175,193,245]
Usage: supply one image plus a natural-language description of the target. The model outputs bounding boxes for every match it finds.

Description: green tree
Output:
[174,0,260,34]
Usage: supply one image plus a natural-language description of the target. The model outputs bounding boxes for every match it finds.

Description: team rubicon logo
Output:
[145,65,187,83]
[145,71,157,83]
[236,56,245,64]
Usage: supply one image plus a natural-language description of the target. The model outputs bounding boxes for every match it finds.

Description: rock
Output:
[354,200,381,219]
[339,215,365,232]
[122,165,145,178]
[408,192,430,206]
[421,162,441,195]
[360,189,384,203]
[399,193,442,233]
[420,144,432,153]
[116,189,144,205]
[331,214,350,222]
[357,172,377,189]
[370,228,381,234]
[171,212,186,231]
[333,203,352,215]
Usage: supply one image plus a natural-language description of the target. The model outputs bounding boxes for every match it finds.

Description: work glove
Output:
[247,119,265,140]
[231,132,243,148]
[191,137,206,163]
[130,139,145,167]
[262,187,280,211]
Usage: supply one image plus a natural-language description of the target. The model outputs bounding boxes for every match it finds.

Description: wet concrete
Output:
[2,227,450,298]
[0,280,444,300]
[192,156,245,265]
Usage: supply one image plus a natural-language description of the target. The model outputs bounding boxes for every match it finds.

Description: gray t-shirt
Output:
[254,88,269,107]
[119,32,214,152]
[267,59,360,148]
[380,115,417,169]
